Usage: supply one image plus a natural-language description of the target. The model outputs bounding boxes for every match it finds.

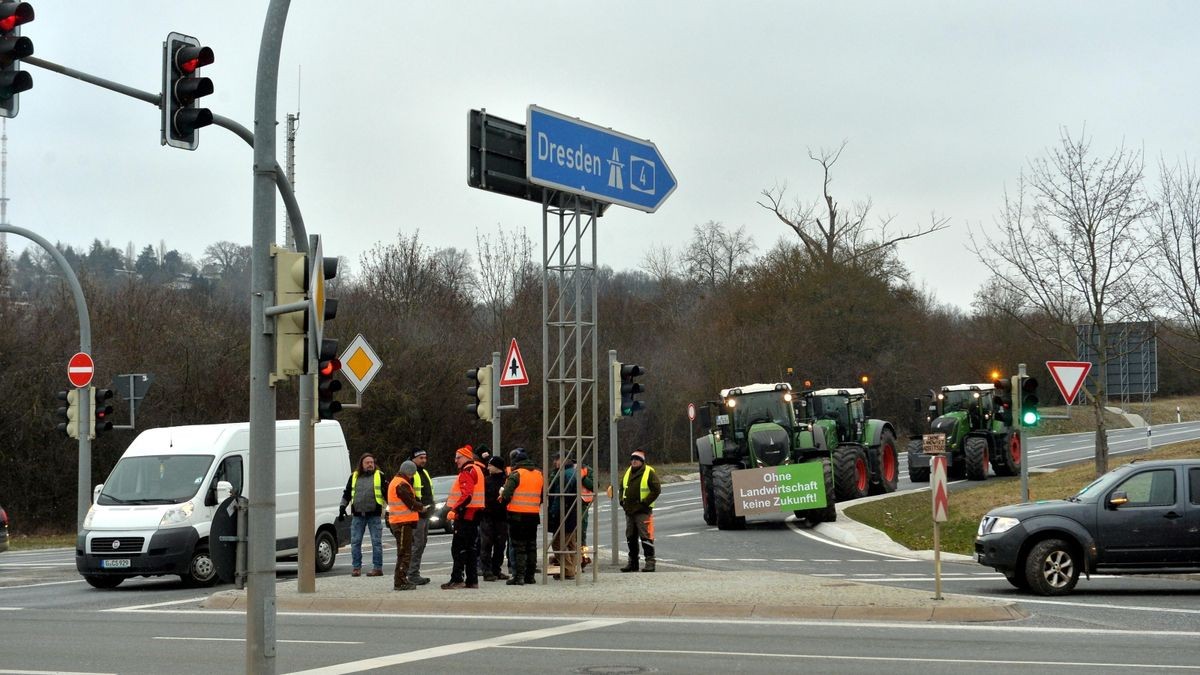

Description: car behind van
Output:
[76,420,351,588]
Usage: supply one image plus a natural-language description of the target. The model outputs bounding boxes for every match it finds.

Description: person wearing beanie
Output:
[340,452,387,577]
[498,446,543,585]
[442,444,485,589]
[619,448,661,572]
[503,447,529,577]
[547,452,582,579]
[386,461,425,590]
[407,448,434,585]
[479,455,510,582]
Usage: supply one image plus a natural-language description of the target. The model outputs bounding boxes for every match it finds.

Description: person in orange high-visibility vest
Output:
[386,461,425,591]
[499,448,543,585]
[442,445,485,589]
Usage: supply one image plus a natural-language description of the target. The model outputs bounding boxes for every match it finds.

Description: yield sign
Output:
[499,338,529,387]
[68,352,95,388]
[1046,360,1093,405]
[931,454,949,523]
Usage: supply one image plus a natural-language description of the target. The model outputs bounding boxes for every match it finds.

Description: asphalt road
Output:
[1,422,1197,672]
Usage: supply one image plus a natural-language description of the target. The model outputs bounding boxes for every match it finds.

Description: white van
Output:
[76,420,352,589]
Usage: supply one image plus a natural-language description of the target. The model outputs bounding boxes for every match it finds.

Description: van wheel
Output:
[315,530,337,573]
[183,545,218,587]
[84,575,124,589]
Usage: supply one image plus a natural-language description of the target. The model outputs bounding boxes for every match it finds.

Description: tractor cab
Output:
[712,382,797,467]
[799,387,866,444]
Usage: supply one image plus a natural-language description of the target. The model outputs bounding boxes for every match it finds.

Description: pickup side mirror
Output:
[1108,490,1129,508]
[92,483,104,505]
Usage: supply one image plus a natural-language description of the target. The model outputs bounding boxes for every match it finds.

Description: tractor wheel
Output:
[906,438,930,482]
[964,437,989,481]
[833,445,869,501]
[868,429,900,495]
[711,464,745,530]
[1023,538,1081,596]
[802,457,837,524]
[992,432,1022,477]
[700,465,717,526]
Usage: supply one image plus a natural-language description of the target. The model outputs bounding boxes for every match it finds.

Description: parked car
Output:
[428,475,459,535]
[975,458,1200,595]
[0,502,9,553]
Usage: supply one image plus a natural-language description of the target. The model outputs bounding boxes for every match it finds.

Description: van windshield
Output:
[98,455,214,505]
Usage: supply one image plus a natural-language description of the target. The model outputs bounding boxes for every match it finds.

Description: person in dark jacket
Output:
[547,453,580,580]
[619,449,662,573]
[407,448,435,585]
[340,452,387,577]
[442,445,484,589]
[386,461,426,591]
[479,456,510,581]
[498,448,542,585]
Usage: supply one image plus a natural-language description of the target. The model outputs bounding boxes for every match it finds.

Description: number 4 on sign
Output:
[499,338,529,387]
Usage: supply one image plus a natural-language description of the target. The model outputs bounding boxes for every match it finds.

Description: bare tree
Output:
[201,241,252,278]
[639,243,681,284]
[1143,158,1200,372]
[970,127,1154,476]
[473,224,536,341]
[758,141,949,276]
[679,221,756,289]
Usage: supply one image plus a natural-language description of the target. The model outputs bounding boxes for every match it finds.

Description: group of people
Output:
[338,444,662,590]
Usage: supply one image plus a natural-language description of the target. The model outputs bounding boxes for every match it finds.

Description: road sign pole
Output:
[609,349,619,566]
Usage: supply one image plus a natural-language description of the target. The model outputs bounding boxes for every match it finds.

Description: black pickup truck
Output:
[975,458,1200,595]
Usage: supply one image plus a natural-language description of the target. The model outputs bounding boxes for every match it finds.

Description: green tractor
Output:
[906,383,1022,482]
[796,387,901,501]
[695,382,836,530]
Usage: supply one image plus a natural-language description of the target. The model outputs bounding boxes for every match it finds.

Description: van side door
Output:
[207,455,245,506]
[1187,467,1200,565]
[1096,467,1187,567]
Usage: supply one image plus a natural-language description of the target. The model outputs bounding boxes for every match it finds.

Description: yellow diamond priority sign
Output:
[338,334,382,393]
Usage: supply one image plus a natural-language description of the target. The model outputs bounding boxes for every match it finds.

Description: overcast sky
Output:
[7,1,1197,310]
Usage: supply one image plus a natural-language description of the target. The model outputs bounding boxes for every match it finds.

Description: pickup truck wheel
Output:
[84,575,124,589]
[1024,538,1080,596]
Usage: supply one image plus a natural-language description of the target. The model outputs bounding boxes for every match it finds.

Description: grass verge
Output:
[7,533,76,551]
[844,441,1200,556]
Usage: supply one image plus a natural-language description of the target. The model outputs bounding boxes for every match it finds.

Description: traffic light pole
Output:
[608,350,619,566]
[0,224,91,530]
[492,351,501,453]
[1018,363,1029,503]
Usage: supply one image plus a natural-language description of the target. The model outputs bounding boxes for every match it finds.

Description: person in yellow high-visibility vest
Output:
[619,449,661,572]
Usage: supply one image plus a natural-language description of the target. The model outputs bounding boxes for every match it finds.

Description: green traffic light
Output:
[1022,410,1039,426]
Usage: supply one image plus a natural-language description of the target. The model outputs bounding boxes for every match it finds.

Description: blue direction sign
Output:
[526,105,676,213]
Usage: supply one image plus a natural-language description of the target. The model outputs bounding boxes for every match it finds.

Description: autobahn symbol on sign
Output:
[499,338,529,387]
[526,105,677,213]
[68,352,95,388]
[1046,360,1092,405]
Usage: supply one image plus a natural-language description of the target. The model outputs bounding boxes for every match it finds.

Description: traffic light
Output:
[272,247,308,382]
[91,387,114,437]
[55,389,80,439]
[1019,376,1040,427]
[162,32,214,150]
[0,2,33,118]
[316,339,342,419]
[992,374,1012,424]
[466,365,493,421]
[616,362,646,419]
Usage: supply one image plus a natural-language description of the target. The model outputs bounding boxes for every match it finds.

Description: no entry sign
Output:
[68,352,95,388]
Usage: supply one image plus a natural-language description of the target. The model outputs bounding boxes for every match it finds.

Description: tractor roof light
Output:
[783,393,793,402]
[725,397,737,408]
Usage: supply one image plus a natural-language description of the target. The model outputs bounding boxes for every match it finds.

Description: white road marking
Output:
[786,522,913,561]
[0,670,115,675]
[496,644,1200,670]
[284,618,627,674]
[0,579,85,590]
[105,596,210,611]
[667,531,699,537]
[155,636,363,645]
[697,558,729,561]
[0,607,22,611]
[736,558,767,562]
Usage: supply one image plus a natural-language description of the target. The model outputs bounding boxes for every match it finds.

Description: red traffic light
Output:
[174,44,214,75]
[319,358,341,377]
[0,3,33,33]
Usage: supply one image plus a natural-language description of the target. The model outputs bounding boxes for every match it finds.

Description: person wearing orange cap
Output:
[441,444,485,589]
[619,448,661,572]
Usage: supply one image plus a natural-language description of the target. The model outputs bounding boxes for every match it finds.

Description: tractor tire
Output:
[801,457,837,524]
[964,436,990,481]
[868,429,900,495]
[711,464,746,530]
[700,465,717,526]
[906,439,930,482]
[992,432,1022,477]
[833,445,869,502]
[1023,538,1081,596]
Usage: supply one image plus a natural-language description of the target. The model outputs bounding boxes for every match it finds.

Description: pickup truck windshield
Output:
[98,455,214,505]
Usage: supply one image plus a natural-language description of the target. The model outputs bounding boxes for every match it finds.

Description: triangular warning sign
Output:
[1046,360,1092,405]
[499,338,530,387]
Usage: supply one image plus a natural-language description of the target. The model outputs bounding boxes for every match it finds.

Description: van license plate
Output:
[101,558,130,569]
